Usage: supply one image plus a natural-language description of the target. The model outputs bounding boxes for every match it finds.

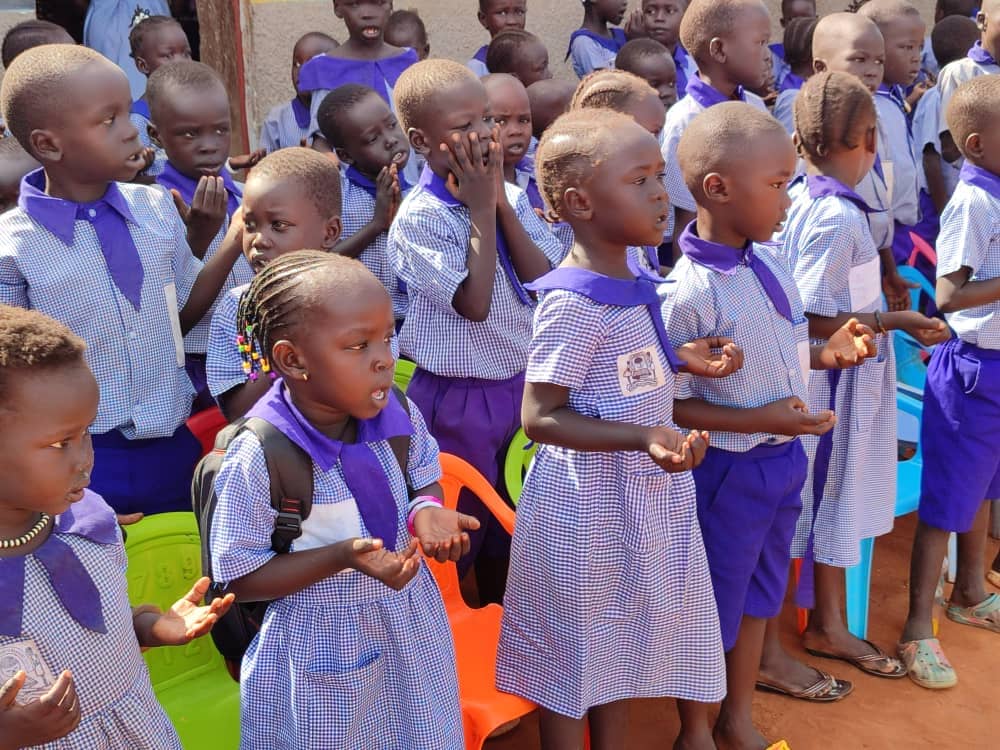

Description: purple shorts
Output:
[407,368,524,574]
[694,440,806,651]
[920,338,1000,533]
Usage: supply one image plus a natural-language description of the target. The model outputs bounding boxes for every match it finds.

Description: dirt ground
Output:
[489,513,1000,749]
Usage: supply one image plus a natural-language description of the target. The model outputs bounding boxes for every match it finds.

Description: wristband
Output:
[407,495,443,535]
[873,310,888,335]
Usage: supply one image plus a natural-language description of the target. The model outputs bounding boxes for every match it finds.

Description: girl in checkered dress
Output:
[209,251,475,750]
[496,109,733,749]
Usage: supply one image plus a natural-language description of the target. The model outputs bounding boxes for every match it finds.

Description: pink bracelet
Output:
[407,495,443,535]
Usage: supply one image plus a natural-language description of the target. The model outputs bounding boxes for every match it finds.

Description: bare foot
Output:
[674,729,718,750]
[713,714,768,750]
[758,645,825,693]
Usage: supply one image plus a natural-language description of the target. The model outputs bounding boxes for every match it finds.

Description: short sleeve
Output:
[661,106,697,213]
[402,395,443,491]
[206,287,245,398]
[210,432,280,585]
[913,87,941,152]
[0,230,28,308]
[569,36,613,78]
[388,203,470,309]
[792,205,861,318]
[259,112,280,153]
[525,290,606,390]
[937,190,993,278]
[510,184,565,266]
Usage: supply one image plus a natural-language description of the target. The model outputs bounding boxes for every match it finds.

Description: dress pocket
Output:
[852,356,890,434]
[305,652,386,748]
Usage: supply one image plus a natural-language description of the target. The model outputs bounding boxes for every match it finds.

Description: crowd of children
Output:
[1,0,999,748]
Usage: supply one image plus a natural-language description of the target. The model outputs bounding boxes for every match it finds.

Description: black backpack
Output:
[192,388,411,667]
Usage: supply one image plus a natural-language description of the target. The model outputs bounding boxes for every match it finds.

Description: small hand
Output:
[906,79,932,110]
[228,149,266,172]
[0,670,80,749]
[442,130,500,212]
[349,537,422,590]
[759,396,836,437]
[372,164,401,232]
[412,505,480,562]
[882,270,917,312]
[646,425,697,473]
[677,336,744,378]
[896,310,951,346]
[146,577,235,647]
[623,9,646,39]
[822,318,877,368]
[684,429,710,469]
[115,512,143,526]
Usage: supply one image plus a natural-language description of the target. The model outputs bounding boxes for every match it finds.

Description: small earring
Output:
[302,372,309,382]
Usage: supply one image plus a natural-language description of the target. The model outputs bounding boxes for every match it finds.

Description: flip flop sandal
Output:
[897,638,957,689]
[986,569,1000,590]
[946,592,1000,633]
[755,670,854,702]
[766,742,791,750]
[804,639,908,678]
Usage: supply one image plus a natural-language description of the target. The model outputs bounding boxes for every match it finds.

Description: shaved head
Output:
[813,12,882,60]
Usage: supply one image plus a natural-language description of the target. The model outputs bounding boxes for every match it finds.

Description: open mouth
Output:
[196,163,225,176]
[362,26,381,39]
[391,150,409,165]
[371,386,391,403]
[125,148,145,168]
[249,253,268,273]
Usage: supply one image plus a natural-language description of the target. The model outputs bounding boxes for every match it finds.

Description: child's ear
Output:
[271,339,308,381]
[812,58,827,74]
[708,36,726,64]
[408,126,431,156]
[477,11,489,31]
[322,215,343,249]
[134,55,150,76]
[702,172,729,203]
[562,186,592,221]
[334,147,353,166]
[964,132,984,161]
[977,11,986,33]
[29,128,62,164]
[147,123,163,149]
[864,125,877,155]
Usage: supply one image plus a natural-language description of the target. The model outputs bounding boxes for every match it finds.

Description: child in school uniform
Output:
[767,72,949,692]
[663,102,877,746]
[298,0,419,134]
[148,60,254,410]
[83,0,171,100]
[259,32,339,153]
[772,16,817,135]
[568,0,636,79]
[469,0,527,76]
[0,305,234,750]
[317,84,410,325]
[210,250,474,749]
[496,107,733,750]
[898,76,1000,689]
[486,29,553,88]
[937,0,1000,116]
[0,45,244,516]
[770,0,816,92]
[207,148,343,421]
[127,16,192,155]
[483,74,542,211]
[616,38,679,113]
[660,0,772,249]
[388,59,564,602]
[812,12,915,313]
[384,10,430,60]
[640,0,698,101]
[526,78,576,140]
[0,138,40,215]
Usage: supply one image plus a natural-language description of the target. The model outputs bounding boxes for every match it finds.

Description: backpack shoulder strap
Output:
[243,417,314,554]
[387,386,412,492]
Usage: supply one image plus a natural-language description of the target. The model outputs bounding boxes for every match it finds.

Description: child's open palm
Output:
[412,506,481,562]
[819,318,877,369]
[677,336,744,378]
[143,577,235,647]
[646,426,709,473]
[170,176,229,256]
[0,669,80,749]
[349,538,422,590]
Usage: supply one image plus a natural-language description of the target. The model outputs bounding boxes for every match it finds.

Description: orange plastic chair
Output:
[432,453,536,750]
[186,406,228,458]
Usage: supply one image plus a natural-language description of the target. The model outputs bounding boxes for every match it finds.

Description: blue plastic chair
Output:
[893,266,938,390]
[842,383,923,638]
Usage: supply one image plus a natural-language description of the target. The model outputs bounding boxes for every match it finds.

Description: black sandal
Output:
[755,670,854,702]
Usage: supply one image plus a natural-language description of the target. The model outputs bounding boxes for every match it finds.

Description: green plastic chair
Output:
[394,358,416,393]
[124,512,241,749]
[502,428,536,506]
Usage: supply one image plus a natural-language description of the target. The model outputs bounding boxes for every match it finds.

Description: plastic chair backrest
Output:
[897,264,936,317]
[896,383,923,517]
[186,407,228,459]
[394,358,416,393]
[907,232,937,269]
[123,512,229,689]
[502,428,536,506]
[433,453,516,606]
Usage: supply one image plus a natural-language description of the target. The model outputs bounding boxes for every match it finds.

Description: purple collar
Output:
[156,161,242,218]
[805,174,878,214]
[673,44,691,97]
[515,156,546,213]
[959,161,1000,197]
[416,164,460,206]
[968,41,997,66]
[130,98,150,119]
[291,97,311,130]
[473,44,488,64]
[18,169,137,246]
[245,380,413,473]
[566,27,627,58]
[0,490,119,637]
[779,71,805,93]
[685,74,746,109]
[296,49,419,101]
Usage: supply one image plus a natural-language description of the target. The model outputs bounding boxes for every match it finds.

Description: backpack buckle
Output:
[273,497,303,538]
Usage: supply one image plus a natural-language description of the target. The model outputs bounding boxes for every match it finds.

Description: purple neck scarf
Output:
[291,97,311,130]
[19,169,144,310]
[779,71,805,94]
[678,222,794,322]
[805,174,879,214]
[417,165,532,305]
[246,380,414,550]
[130,98,150,119]
[515,156,546,214]
[0,490,119,637]
[345,165,412,200]
[968,41,997,66]
[566,27,627,59]
[525,261,683,372]
[673,44,691,99]
[156,161,242,219]
[473,44,488,65]
[685,74,747,109]
[876,83,912,137]
[296,49,419,102]
[960,161,1000,197]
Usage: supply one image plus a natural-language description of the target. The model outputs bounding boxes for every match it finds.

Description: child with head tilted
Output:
[765,71,949,694]
[298,0,419,138]
[207,148,343,421]
[387,59,564,602]
[148,60,254,409]
[259,32,339,153]
[209,250,474,749]
[937,0,1000,115]
[662,103,877,746]
[616,38,679,112]
[127,16,192,155]
[568,0,642,79]
[384,9,430,60]
[660,0,772,250]
[770,0,816,93]
[468,0,527,76]
[771,16,818,134]
[0,305,233,749]
[495,107,734,750]
[897,75,1000,690]
[639,0,698,100]
[486,29,553,88]
[0,46,245,516]
[318,83,410,324]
